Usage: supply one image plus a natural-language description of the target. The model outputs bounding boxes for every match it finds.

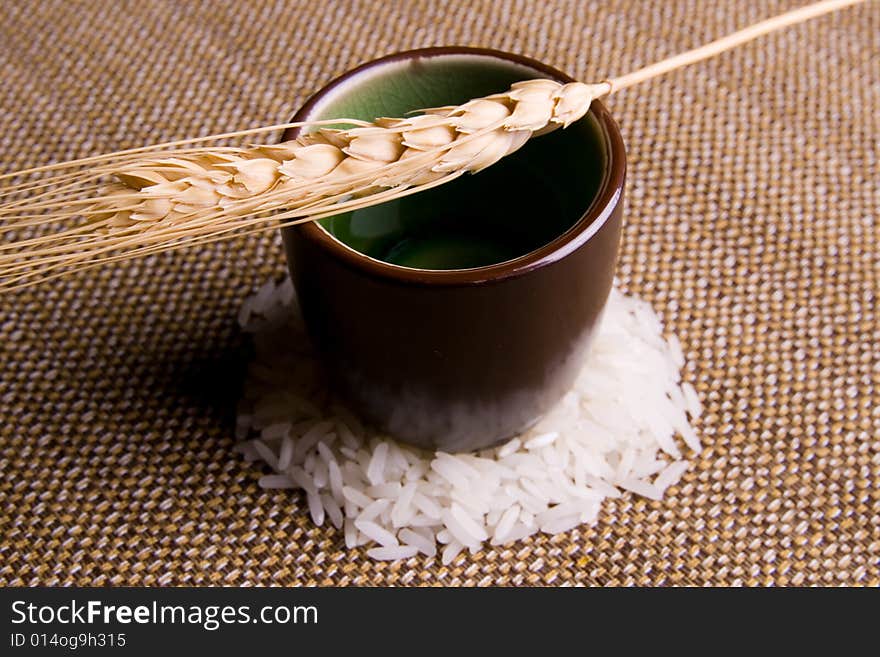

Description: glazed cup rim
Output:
[282,46,626,286]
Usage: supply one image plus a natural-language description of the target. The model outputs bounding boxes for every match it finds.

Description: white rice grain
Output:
[655,460,690,492]
[499,523,533,545]
[679,424,702,453]
[259,474,294,489]
[294,421,333,462]
[277,436,294,471]
[252,440,279,471]
[261,421,291,441]
[307,492,324,526]
[682,381,702,417]
[327,459,344,505]
[492,504,520,544]
[668,334,685,368]
[618,478,663,501]
[366,442,388,485]
[430,458,470,489]
[358,499,390,523]
[367,545,418,561]
[496,437,521,458]
[391,482,417,527]
[441,541,465,565]
[287,466,317,495]
[540,514,583,534]
[342,485,373,509]
[524,432,559,449]
[400,528,436,557]
[355,519,399,547]
[343,519,358,549]
[408,513,437,527]
[449,503,488,542]
[337,423,360,450]
[321,493,344,528]
[312,460,328,489]
[413,493,443,520]
[367,482,401,499]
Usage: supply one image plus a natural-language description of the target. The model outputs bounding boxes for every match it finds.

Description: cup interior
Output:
[300,53,609,271]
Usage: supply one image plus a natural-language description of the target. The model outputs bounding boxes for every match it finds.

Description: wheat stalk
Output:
[0,0,864,291]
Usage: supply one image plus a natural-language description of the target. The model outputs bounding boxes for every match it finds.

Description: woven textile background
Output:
[0,0,877,586]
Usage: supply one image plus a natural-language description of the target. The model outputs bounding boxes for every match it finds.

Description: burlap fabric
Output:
[0,0,877,586]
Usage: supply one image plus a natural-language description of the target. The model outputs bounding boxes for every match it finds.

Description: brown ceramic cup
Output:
[282,47,626,452]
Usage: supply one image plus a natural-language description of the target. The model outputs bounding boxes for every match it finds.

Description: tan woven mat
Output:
[1,0,877,586]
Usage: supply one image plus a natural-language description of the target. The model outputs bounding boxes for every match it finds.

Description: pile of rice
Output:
[235,277,702,563]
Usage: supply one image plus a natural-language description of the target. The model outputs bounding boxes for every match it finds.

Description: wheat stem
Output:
[0,0,865,291]
[604,0,864,92]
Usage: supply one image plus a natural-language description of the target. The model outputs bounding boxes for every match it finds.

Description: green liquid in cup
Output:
[311,59,608,270]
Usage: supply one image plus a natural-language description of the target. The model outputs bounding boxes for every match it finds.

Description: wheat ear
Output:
[0,0,864,291]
